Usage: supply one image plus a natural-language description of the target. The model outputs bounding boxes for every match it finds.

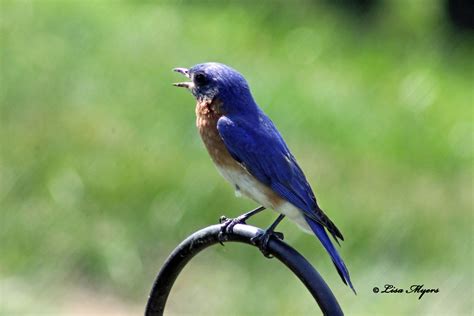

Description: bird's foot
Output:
[217,214,248,245]
[250,229,284,258]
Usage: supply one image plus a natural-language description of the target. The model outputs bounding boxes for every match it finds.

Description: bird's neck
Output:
[195,98,223,130]
[195,95,261,128]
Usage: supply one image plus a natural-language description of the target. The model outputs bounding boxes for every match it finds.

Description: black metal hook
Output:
[145,223,343,316]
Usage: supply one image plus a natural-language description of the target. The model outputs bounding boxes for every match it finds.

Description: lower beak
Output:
[173,82,194,88]
[172,67,194,89]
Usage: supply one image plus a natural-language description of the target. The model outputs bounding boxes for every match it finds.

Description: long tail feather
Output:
[306,216,356,294]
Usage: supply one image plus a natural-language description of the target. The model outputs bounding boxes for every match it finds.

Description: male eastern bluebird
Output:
[173,62,355,292]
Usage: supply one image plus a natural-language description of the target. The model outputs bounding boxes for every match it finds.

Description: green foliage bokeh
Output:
[0,0,472,315]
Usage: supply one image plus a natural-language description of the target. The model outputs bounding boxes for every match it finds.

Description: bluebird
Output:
[173,62,355,292]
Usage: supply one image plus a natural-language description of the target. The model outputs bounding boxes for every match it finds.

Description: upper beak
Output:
[173,67,194,89]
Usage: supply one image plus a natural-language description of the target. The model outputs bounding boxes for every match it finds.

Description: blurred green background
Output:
[1,0,472,315]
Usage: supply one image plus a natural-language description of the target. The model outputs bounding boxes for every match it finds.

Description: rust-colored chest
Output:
[195,100,236,167]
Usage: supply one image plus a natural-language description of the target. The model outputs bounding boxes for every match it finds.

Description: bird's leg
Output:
[219,205,266,227]
[218,206,266,244]
[251,214,286,258]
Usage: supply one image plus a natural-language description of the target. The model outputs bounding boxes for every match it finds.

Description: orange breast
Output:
[195,99,238,168]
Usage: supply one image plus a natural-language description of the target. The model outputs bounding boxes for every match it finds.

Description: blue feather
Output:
[217,114,353,290]
[306,217,356,293]
[217,114,344,243]
[217,114,317,214]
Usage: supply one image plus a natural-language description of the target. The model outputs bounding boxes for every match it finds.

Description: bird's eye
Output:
[194,73,208,85]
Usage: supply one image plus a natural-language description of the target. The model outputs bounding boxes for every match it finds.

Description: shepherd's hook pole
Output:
[145,223,343,316]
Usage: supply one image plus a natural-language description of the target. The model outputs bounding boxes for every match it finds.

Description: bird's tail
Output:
[306,216,356,294]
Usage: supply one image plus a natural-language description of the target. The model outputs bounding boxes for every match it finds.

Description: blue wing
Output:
[217,114,343,242]
[217,114,355,291]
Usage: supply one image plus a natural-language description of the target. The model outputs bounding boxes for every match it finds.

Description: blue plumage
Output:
[174,62,354,293]
[218,114,354,291]
[306,217,355,292]
[217,114,318,220]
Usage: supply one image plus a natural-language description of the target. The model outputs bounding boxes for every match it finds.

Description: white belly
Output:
[216,165,273,207]
[216,165,312,233]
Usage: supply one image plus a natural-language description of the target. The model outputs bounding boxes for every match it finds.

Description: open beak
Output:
[173,67,194,89]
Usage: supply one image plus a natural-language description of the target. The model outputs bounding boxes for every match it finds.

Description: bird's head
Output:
[173,62,256,114]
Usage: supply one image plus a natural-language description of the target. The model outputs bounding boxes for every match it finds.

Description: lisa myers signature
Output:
[373,284,439,299]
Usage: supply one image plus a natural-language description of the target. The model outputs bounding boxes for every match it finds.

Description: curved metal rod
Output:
[145,224,343,316]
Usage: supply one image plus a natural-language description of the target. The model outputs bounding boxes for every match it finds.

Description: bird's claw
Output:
[217,215,248,245]
[250,230,284,258]
[219,215,229,224]
[273,231,284,240]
